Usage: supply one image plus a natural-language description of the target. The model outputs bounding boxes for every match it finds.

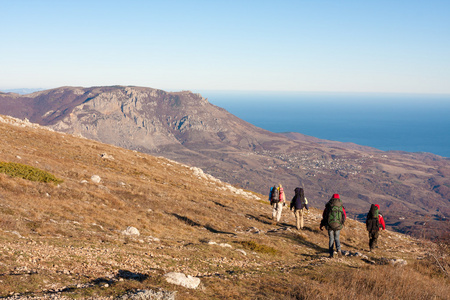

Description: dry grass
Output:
[287,263,450,300]
[0,116,448,299]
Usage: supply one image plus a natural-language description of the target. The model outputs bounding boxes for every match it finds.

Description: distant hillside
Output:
[0,114,448,299]
[0,86,449,240]
[0,88,44,94]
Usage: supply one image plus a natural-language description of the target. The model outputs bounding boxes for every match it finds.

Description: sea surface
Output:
[201,91,450,158]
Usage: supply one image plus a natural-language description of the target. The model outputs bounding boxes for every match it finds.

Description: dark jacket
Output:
[320,197,347,230]
[290,187,308,210]
[366,204,385,232]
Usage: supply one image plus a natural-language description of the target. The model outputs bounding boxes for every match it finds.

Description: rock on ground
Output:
[118,288,176,300]
[122,226,140,236]
[164,272,201,289]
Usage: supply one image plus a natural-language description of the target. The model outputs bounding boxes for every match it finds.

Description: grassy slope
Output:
[0,115,448,299]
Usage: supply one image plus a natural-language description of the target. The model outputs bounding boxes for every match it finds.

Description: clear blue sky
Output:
[1,0,449,94]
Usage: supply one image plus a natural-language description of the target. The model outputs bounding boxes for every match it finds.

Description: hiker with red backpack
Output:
[290,187,309,230]
[320,194,347,258]
[366,204,386,252]
[269,183,286,224]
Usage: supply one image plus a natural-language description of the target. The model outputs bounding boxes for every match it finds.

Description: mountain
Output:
[0,115,448,299]
[0,88,44,94]
[0,86,449,239]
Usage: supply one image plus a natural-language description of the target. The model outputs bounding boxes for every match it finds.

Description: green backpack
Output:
[369,204,379,219]
[327,198,344,230]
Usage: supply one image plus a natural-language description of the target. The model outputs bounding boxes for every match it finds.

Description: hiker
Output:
[320,194,347,258]
[366,204,386,252]
[290,187,309,230]
[269,183,286,223]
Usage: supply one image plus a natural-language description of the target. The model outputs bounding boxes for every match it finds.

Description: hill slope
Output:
[0,115,448,299]
[0,86,449,239]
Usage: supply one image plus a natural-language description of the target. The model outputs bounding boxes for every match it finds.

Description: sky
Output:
[1,0,450,94]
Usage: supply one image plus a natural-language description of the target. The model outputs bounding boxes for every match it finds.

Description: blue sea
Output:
[201,91,450,158]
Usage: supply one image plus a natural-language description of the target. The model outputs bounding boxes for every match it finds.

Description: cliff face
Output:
[0,86,449,239]
[11,86,275,152]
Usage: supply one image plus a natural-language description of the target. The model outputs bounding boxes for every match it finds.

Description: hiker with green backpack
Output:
[320,194,347,258]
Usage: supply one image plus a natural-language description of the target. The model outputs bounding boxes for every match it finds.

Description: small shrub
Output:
[235,240,277,255]
[0,162,63,184]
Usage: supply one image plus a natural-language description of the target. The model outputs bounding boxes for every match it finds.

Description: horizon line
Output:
[2,86,450,97]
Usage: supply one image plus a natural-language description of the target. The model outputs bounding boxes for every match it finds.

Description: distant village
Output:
[256,150,372,177]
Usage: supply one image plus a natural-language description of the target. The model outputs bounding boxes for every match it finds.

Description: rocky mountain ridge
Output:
[0,86,449,239]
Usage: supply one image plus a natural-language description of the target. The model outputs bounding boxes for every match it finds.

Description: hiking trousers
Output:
[272,202,283,222]
[369,230,379,251]
[294,208,305,229]
[328,229,341,257]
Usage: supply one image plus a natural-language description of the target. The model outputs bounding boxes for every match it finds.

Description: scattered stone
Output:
[208,241,232,248]
[190,166,260,200]
[390,258,407,267]
[246,227,263,234]
[10,231,23,238]
[91,175,101,183]
[122,226,140,236]
[340,250,368,260]
[164,272,201,289]
[80,179,89,184]
[92,223,104,230]
[148,236,160,242]
[118,288,176,300]
[236,249,247,256]
[100,153,114,160]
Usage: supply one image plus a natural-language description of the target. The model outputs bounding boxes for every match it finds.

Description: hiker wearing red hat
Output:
[320,193,347,258]
[366,204,386,252]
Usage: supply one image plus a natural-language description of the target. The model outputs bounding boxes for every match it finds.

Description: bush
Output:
[0,161,63,184]
[235,240,277,255]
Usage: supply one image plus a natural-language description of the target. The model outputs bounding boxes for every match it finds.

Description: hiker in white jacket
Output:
[269,183,286,223]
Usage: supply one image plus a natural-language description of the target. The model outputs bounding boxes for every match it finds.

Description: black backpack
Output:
[271,186,280,203]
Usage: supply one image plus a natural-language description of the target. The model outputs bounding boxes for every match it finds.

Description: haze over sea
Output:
[203,91,450,158]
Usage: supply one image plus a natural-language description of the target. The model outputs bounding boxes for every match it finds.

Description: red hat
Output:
[332,193,340,199]
[374,204,380,209]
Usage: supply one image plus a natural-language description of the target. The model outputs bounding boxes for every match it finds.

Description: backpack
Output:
[369,205,379,219]
[271,186,280,203]
[366,204,380,232]
[327,198,343,230]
